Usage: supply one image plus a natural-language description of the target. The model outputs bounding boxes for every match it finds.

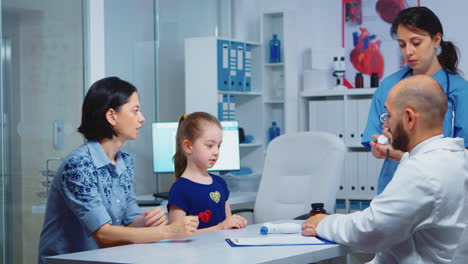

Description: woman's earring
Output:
[436,45,442,55]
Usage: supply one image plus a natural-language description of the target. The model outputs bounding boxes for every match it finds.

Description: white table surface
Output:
[47,220,349,264]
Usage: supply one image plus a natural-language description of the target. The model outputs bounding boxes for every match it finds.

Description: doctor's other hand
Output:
[302,214,327,236]
[165,215,199,239]
[217,214,248,230]
[144,207,168,227]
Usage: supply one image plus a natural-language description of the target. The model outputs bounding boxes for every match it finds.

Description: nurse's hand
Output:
[302,214,327,236]
[144,207,168,227]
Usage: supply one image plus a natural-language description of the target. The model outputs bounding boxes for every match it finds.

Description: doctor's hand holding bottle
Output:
[370,129,404,161]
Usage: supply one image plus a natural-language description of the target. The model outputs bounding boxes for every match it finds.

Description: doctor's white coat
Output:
[316,136,468,263]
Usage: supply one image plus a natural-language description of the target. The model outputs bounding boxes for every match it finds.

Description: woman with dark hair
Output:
[362,6,468,194]
[38,77,198,264]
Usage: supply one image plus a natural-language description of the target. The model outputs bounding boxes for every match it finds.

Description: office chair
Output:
[234,131,345,224]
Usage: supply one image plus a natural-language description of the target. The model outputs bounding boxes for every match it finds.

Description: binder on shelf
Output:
[228,94,236,120]
[218,94,224,121]
[346,152,359,197]
[244,43,252,92]
[361,200,371,210]
[217,39,230,91]
[335,199,347,214]
[357,152,368,195]
[220,94,229,121]
[234,41,245,91]
[229,41,238,91]
[349,200,361,213]
[345,99,358,145]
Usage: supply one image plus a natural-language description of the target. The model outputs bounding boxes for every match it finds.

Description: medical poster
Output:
[343,0,420,88]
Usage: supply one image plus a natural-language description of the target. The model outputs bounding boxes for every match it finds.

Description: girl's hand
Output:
[165,215,199,239]
[218,214,248,230]
[144,207,168,227]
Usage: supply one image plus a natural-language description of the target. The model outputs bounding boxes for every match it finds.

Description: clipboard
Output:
[225,234,335,247]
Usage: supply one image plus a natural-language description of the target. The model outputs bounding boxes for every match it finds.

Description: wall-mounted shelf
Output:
[301,88,376,98]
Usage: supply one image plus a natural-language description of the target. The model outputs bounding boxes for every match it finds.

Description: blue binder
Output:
[229,41,238,91]
[244,43,252,92]
[234,42,245,91]
[228,94,236,120]
[217,39,230,91]
[218,94,224,121]
[222,94,230,121]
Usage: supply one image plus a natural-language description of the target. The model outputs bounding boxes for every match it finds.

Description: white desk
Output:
[47,220,349,264]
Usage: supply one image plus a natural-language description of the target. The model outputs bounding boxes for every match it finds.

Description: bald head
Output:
[388,75,447,129]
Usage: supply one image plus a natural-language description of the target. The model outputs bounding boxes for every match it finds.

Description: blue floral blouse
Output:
[38,141,142,264]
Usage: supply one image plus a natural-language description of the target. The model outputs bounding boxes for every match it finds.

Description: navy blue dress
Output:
[168,174,230,229]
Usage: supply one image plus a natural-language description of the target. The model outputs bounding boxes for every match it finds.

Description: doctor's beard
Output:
[390,121,410,153]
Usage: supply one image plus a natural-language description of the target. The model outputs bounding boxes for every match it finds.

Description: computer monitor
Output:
[152,121,240,173]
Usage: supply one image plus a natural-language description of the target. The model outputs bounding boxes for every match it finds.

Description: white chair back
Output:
[253,131,345,224]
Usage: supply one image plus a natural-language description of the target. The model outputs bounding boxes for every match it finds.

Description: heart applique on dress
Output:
[209,191,221,203]
[198,210,212,223]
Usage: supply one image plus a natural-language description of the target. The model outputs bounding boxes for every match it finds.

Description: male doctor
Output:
[302,75,468,263]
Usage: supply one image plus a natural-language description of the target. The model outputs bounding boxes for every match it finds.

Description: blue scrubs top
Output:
[38,141,142,264]
[362,66,468,194]
[168,174,229,229]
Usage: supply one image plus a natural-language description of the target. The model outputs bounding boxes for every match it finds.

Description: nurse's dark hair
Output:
[78,76,137,141]
[173,112,221,179]
[390,6,460,75]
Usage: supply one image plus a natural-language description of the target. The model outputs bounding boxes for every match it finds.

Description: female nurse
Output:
[362,6,468,194]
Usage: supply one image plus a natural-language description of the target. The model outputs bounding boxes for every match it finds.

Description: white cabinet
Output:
[261,11,298,141]
[184,11,297,191]
[302,88,381,205]
[185,37,266,185]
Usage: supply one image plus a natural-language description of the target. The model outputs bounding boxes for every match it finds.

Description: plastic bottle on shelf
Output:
[269,34,281,63]
[339,56,346,71]
[260,222,301,235]
[268,121,280,142]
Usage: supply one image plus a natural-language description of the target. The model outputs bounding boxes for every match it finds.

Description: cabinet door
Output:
[367,154,382,197]
[357,152,368,197]
[308,100,321,131]
[337,165,347,199]
[345,152,359,197]
[345,100,359,146]
[327,100,345,140]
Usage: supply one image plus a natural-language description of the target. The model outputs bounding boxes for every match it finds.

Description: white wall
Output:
[424,0,468,76]
[88,0,468,195]
[103,0,157,195]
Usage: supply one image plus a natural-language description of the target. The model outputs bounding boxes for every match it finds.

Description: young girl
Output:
[168,112,247,233]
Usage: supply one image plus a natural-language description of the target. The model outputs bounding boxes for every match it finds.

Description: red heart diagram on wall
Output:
[350,27,384,78]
